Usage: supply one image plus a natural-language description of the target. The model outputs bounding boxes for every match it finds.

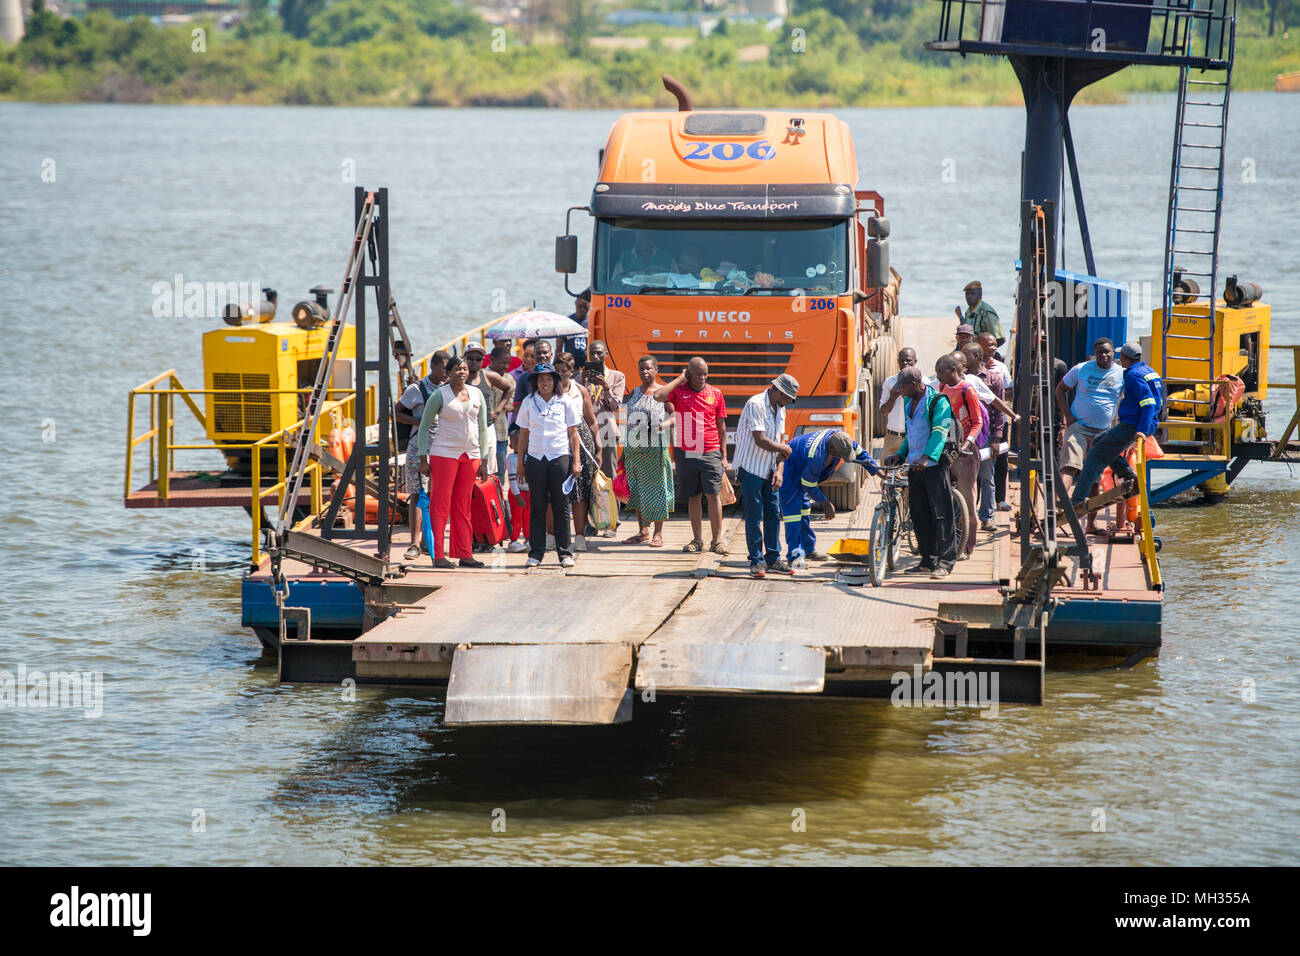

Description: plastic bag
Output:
[613,461,630,503]
[590,467,619,531]
[719,471,737,507]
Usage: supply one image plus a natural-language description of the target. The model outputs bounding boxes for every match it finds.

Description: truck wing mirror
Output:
[555,235,578,274]
[866,238,890,288]
[867,216,890,239]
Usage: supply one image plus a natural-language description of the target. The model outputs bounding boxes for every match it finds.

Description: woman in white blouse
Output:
[555,352,601,552]
[515,363,581,569]
[417,355,492,569]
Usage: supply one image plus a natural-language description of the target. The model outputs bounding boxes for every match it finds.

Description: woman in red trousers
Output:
[416,355,492,569]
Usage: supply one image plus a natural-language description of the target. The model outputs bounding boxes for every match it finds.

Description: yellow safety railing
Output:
[1161,376,1238,458]
[1270,344,1299,456]
[126,311,523,565]
[1133,438,1163,592]
[247,403,348,566]
[125,375,353,500]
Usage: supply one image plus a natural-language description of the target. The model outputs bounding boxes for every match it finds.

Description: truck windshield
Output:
[594,219,848,295]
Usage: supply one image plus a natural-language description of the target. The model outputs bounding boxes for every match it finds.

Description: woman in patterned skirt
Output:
[556,353,600,552]
[621,355,675,548]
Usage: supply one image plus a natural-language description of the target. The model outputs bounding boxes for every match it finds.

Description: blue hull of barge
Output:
[1047,595,1162,649]
[242,576,364,647]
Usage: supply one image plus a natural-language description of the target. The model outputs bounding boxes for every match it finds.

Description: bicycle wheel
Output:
[950,485,971,562]
[867,504,888,586]
[900,487,918,555]
[886,497,902,571]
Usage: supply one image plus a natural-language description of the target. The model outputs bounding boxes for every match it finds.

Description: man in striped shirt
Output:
[733,374,798,578]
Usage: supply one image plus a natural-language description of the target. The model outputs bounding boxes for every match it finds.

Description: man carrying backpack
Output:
[1069,342,1164,520]
[884,366,958,578]
[934,352,987,560]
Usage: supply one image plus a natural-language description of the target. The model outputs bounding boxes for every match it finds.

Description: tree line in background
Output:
[2,0,1295,107]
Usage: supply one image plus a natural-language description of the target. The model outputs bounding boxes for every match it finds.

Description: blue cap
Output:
[527,362,560,384]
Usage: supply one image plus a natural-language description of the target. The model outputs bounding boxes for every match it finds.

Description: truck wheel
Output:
[869,335,898,438]
[860,385,873,447]
[826,478,860,511]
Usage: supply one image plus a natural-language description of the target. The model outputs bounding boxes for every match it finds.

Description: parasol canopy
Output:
[485,310,585,340]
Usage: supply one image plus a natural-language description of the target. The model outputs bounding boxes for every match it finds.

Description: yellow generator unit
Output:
[1149,299,1270,398]
[203,287,356,471]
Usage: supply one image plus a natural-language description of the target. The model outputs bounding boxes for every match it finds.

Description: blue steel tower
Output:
[926,0,1236,576]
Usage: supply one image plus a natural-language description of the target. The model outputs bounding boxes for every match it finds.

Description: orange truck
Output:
[555,77,901,507]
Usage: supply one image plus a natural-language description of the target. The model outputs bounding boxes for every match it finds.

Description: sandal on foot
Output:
[708,540,729,556]
[683,539,704,553]
[648,534,664,548]
[623,531,650,544]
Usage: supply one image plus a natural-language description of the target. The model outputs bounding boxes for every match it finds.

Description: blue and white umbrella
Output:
[485,309,585,340]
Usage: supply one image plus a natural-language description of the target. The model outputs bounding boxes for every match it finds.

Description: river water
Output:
[1,96,1297,865]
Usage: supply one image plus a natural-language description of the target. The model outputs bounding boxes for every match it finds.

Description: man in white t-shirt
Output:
[395,350,448,560]
[1055,337,1125,527]
[879,347,934,461]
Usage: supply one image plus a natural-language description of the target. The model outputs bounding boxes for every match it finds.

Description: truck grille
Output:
[212,372,272,434]
[648,342,793,390]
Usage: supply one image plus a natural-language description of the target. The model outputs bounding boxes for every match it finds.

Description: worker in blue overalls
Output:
[1069,341,1164,513]
[779,429,880,569]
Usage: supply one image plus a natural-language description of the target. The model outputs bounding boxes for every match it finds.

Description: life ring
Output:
[342,485,400,524]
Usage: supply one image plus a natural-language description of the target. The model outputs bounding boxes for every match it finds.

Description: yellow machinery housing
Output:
[1149,300,1270,396]
[1147,299,1271,497]
[203,321,356,469]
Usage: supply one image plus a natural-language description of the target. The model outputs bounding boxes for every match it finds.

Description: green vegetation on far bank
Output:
[1,1,1297,109]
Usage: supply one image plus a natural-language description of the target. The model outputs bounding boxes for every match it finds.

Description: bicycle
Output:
[867,465,909,586]
[880,459,968,578]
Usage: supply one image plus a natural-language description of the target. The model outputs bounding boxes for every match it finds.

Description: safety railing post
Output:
[251,440,262,566]
[277,436,287,514]
[168,392,175,481]
[125,391,135,500]
[148,392,156,486]
[156,390,169,500]
[1135,438,1163,590]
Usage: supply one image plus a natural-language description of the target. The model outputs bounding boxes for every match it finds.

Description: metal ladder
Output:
[273,192,379,544]
[1160,11,1236,380]
[388,298,418,389]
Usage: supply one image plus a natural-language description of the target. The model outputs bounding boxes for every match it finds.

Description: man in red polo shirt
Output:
[652,356,729,554]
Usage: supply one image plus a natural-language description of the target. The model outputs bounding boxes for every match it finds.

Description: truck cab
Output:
[557,84,899,507]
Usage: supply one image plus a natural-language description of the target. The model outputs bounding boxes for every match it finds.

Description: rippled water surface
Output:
[1,96,1297,865]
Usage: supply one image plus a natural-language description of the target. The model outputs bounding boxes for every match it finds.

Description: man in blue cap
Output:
[779,427,880,570]
[1069,342,1164,519]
